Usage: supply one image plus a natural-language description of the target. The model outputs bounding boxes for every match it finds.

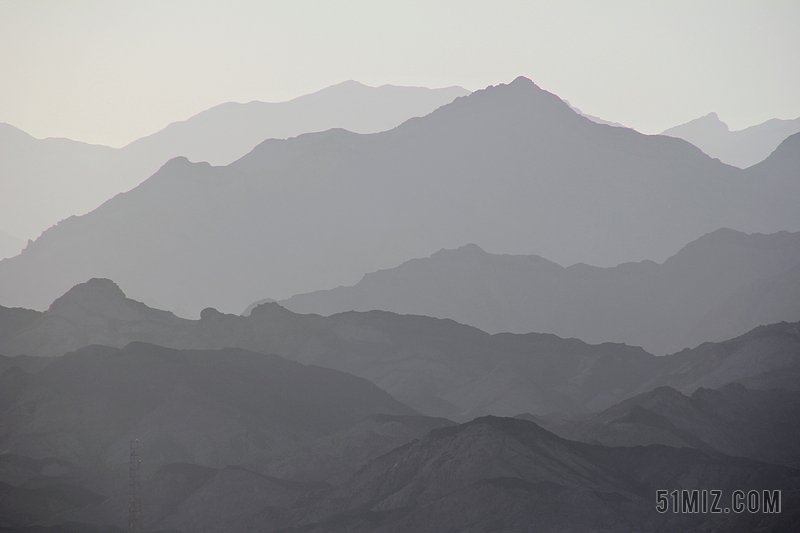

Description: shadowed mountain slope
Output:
[0,343,454,530]
[684,262,800,349]
[0,342,415,473]
[281,416,800,533]
[6,414,799,532]
[2,78,799,316]
[4,279,800,421]
[278,228,800,354]
[0,82,467,248]
[524,383,800,467]
[662,112,800,168]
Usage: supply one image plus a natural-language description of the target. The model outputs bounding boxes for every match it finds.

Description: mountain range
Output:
[3,74,800,533]
[524,383,800,467]
[2,279,799,531]
[0,81,468,249]
[662,112,800,169]
[278,228,800,354]
[2,77,798,317]
[3,278,799,420]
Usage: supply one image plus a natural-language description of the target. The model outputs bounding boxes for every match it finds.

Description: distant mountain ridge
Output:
[0,81,468,248]
[3,77,799,316]
[278,228,800,354]
[3,279,799,420]
[525,383,800,467]
[662,111,800,168]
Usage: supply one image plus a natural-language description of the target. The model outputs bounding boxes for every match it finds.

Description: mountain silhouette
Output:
[278,228,800,354]
[528,383,800,467]
[0,342,415,471]
[3,279,800,420]
[662,112,800,168]
[0,82,468,249]
[287,416,800,533]
[2,77,798,316]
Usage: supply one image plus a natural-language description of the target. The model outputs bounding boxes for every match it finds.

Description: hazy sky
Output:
[2,0,799,148]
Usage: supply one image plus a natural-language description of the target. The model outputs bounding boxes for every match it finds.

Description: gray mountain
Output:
[3,78,799,316]
[684,262,800,349]
[524,383,800,467]
[122,80,470,168]
[0,342,462,531]
[285,416,800,533]
[0,82,468,248]
[6,415,799,532]
[0,342,415,475]
[4,279,800,420]
[0,123,125,252]
[279,228,800,355]
[662,112,800,168]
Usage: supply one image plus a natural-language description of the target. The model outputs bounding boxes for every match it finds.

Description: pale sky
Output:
[2,0,799,148]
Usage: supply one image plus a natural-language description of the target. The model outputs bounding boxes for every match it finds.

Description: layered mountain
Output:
[7,414,799,532]
[3,78,800,316]
[662,112,800,168]
[0,82,467,248]
[286,416,800,533]
[279,228,800,354]
[1,340,484,531]
[684,262,800,349]
[525,383,800,467]
[0,342,415,474]
[4,279,800,420]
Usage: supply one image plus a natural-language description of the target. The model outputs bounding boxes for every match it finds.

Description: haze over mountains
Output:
[2,278,799,531]
[526,383,800,467]
[2,77,799,317]
[2,330,799,532]
[3,278,799,420]
[662,112,800,169]
[279,228,800,354]
[3,74,800,532]
[0,81,468,249]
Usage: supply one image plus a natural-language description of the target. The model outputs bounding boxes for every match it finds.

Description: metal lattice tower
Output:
[128,439,142,533]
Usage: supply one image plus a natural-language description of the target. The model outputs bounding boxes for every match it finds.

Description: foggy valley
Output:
[2,3,800,531]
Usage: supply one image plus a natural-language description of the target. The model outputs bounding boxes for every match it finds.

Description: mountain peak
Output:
[662,112,729,136]
[510,76,536,86]
[45,278,165,326]
[49,278,126,311]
